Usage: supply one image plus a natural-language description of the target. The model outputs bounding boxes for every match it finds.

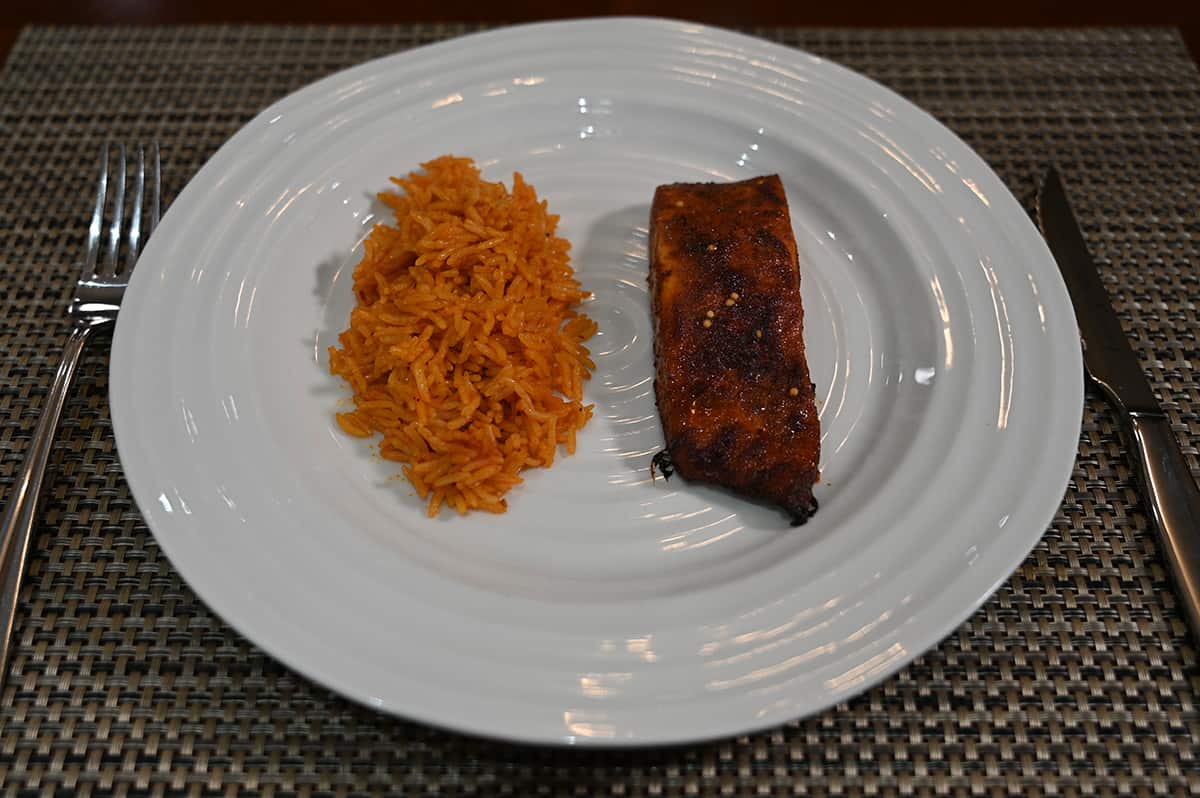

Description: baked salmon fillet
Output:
[648,175,820,524]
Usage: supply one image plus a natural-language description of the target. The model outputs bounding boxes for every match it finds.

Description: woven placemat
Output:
[2,23,1200,797]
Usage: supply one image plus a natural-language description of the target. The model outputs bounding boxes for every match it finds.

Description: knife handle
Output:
[1129,412,1200,639]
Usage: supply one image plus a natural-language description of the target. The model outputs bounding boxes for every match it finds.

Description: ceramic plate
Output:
[110,18,1083,745]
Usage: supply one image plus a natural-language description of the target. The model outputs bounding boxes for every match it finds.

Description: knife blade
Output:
[1037,168,1161,415]
[1037,165,1200,640]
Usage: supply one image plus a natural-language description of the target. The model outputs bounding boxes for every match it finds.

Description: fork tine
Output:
[82,142,109,277]
[122,146,145,274]
[100,144,126,277]
[149,141,161,234]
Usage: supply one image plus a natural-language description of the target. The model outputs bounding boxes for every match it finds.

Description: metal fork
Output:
[0,142,160,686]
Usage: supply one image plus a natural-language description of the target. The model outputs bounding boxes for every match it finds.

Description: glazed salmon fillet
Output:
[648,175,820,524]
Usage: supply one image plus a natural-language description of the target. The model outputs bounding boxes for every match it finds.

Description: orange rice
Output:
[328,156,597,517]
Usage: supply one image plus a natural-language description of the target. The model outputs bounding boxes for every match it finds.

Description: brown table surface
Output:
[2,0,1199,65]
[3,19,1200,798]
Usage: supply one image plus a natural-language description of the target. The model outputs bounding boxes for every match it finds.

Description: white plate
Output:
[110,18,1083,745]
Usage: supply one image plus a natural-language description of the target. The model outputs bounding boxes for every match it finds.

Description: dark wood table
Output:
[3,0,1199,65]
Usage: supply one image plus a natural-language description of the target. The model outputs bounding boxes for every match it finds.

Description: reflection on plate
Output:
[110,18,1083,745]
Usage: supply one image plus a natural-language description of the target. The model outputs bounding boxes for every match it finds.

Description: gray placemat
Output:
[2,23,1200,797]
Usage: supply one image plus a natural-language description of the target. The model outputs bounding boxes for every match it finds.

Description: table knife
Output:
[1036,165,1200,640]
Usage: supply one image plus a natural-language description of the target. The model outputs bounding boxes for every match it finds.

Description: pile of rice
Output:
[329,156,597,517]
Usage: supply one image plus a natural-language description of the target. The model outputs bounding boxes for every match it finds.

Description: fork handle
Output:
[0,321,97,687]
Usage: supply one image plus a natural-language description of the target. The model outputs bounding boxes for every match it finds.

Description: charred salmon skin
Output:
[648,175,820,524]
